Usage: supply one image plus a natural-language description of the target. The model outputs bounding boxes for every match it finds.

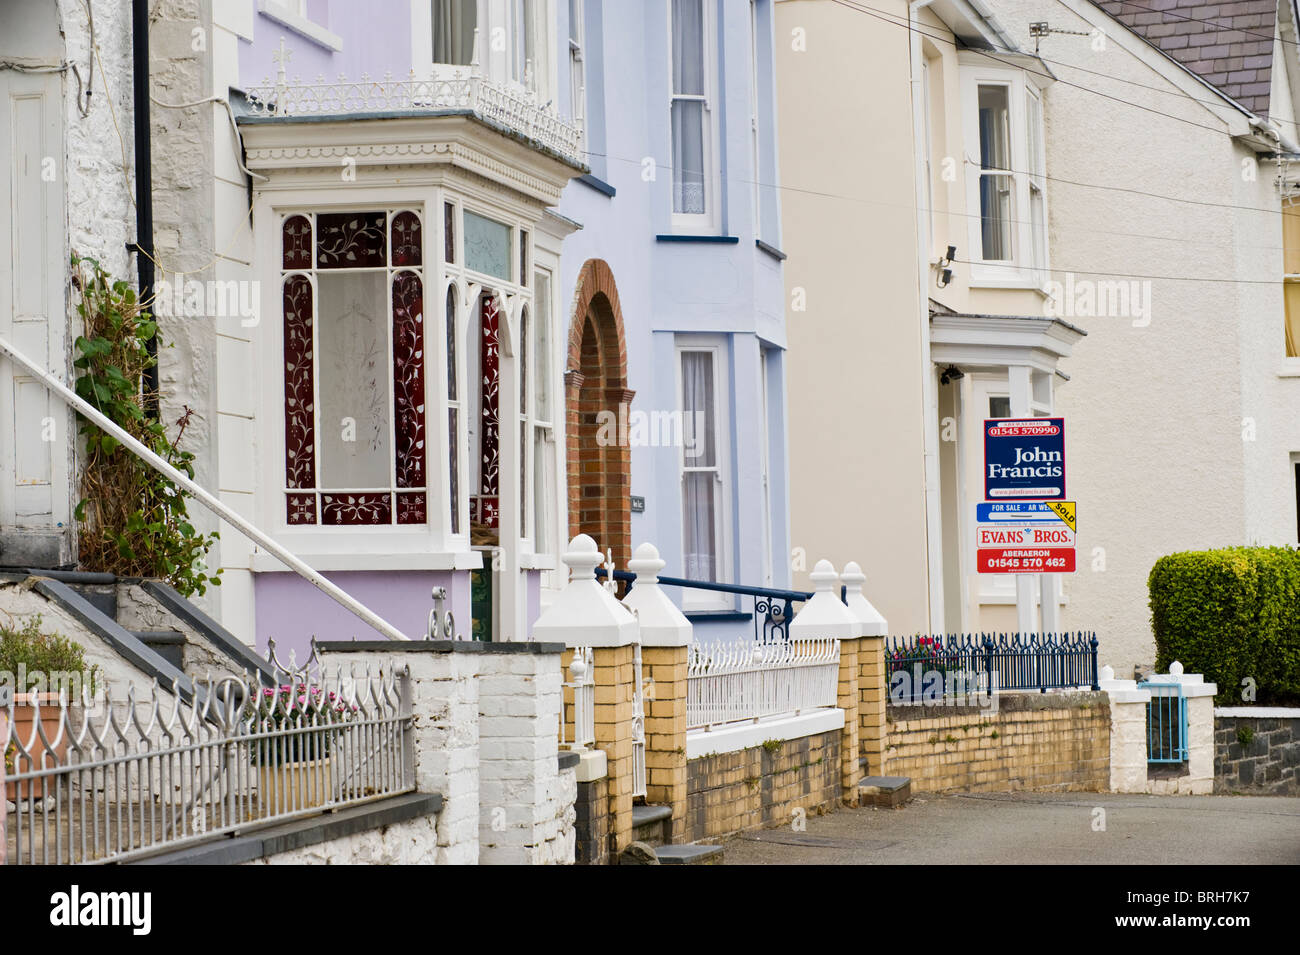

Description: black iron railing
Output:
[886,631,1100,702]
[595,568,814,643]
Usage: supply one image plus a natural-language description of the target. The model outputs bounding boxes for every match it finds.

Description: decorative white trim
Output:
[257,1,343,52]
[685,708,844,759]
[1215,707,1300,717]
[244,70,583,165]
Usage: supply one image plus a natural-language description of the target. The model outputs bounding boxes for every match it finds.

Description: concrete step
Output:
[858,775,912,808]
[632,803,673,847]
[33,569,118,620]
[132,631,186,670]
[657,844,724,865]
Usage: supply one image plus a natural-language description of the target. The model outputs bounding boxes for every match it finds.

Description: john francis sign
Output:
[983,418,1066,501]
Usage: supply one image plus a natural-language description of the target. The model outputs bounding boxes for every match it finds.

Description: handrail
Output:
[0,335,410,641]
[596,566,814,603]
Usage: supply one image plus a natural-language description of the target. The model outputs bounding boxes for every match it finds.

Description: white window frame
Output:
[675,336,733,610]
[258,0,343,51]
[668,0,720,232]
[960,57,1049,290]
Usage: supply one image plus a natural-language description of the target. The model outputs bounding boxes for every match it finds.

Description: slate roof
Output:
[1092,0,1279,116]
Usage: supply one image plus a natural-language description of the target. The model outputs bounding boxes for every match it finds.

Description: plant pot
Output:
[5,694,70,802]
[258,757,333,811]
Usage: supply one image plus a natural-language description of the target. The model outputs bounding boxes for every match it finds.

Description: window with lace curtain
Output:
[677,338,730,609]
[670,0,717,229]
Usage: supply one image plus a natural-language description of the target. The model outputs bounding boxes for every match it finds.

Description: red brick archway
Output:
[565,259,632,572]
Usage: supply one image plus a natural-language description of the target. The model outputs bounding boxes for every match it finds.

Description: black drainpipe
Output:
[130,0,159,417]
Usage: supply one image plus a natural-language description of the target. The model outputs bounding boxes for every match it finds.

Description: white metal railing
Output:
[3,663,412,865]
[244,70,585,165]
[687,638,840,731]
[0,335,411,642]
[560,647,595,751]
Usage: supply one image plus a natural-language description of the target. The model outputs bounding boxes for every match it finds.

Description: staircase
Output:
[4,569,275,701]
[628,804,724,865]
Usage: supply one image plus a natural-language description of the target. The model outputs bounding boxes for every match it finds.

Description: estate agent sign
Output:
[984,417,1066,500]
[978,418,1075,575]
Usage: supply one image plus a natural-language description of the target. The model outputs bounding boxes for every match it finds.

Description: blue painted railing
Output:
[886,631,1100,702]
[595,567,814,643]
[1141,680,1188,763]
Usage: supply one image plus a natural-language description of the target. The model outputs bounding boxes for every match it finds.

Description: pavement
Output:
[721,791,1300,865]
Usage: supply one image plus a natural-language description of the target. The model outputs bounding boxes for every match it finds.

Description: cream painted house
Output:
[776,0,1300,672]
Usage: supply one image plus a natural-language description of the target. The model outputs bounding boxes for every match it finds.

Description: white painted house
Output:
[776,0,1300,672]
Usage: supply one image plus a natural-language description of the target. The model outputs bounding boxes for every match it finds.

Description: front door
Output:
[0,67,71,568]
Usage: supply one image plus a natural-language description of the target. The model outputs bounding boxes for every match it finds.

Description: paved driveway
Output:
[721,791,1300,865]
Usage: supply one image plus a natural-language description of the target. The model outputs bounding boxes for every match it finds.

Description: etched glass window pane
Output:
[317,272,392,489]
[316,211,387,268]
[464,210,511,280]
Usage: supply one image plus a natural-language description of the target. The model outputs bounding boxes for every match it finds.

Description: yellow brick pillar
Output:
[859,635,888,776]
[592,644,636,854]
[531,534,640,863]
[837,636,862,805]
[623,542,693,845]
[842,562,889,779]
[641,645,687,840]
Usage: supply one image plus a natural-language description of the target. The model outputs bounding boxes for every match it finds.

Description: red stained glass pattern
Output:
[472,495,500,527]
[475,294,501,528]
[392,271,426,493]
[287,493,317,525]
[283,275,316,492]
[397,492,427,525]
[391,211,422,267]
[283,215,312,269]
[316,211,387,268]
[321,493,393,525]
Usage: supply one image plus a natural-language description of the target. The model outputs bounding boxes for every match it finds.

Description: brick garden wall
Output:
[882,692,1110,793]
[684,731,841,842]
[1214,713,1300,795]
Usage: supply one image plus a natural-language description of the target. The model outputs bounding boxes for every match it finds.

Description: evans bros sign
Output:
[975,501,1077,574]
[983,418,1066,501]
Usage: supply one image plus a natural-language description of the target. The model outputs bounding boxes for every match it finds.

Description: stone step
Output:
[132,631,186,670]
[632,803,673,846]
[858,775,912,808]
[33,569,118,620]
[657,844,724,865]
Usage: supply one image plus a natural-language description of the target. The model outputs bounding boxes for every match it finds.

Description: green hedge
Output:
[1148,547,1300,706]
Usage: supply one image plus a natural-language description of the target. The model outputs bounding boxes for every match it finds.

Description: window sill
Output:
[756,239,787,262]
[519,552,557,570]
[978,592,1069,606]
[257,1,343,52]
[656,234,739,244]
[251,549,483,573]
[577,173,615,198]
[683,610,751,623]
[968,271,1050,294]
[1277,359,1300,377]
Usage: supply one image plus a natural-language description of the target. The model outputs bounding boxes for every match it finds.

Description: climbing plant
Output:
[70,254,221,597]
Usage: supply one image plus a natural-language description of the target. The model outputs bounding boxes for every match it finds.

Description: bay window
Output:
[962,61,1049,287]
